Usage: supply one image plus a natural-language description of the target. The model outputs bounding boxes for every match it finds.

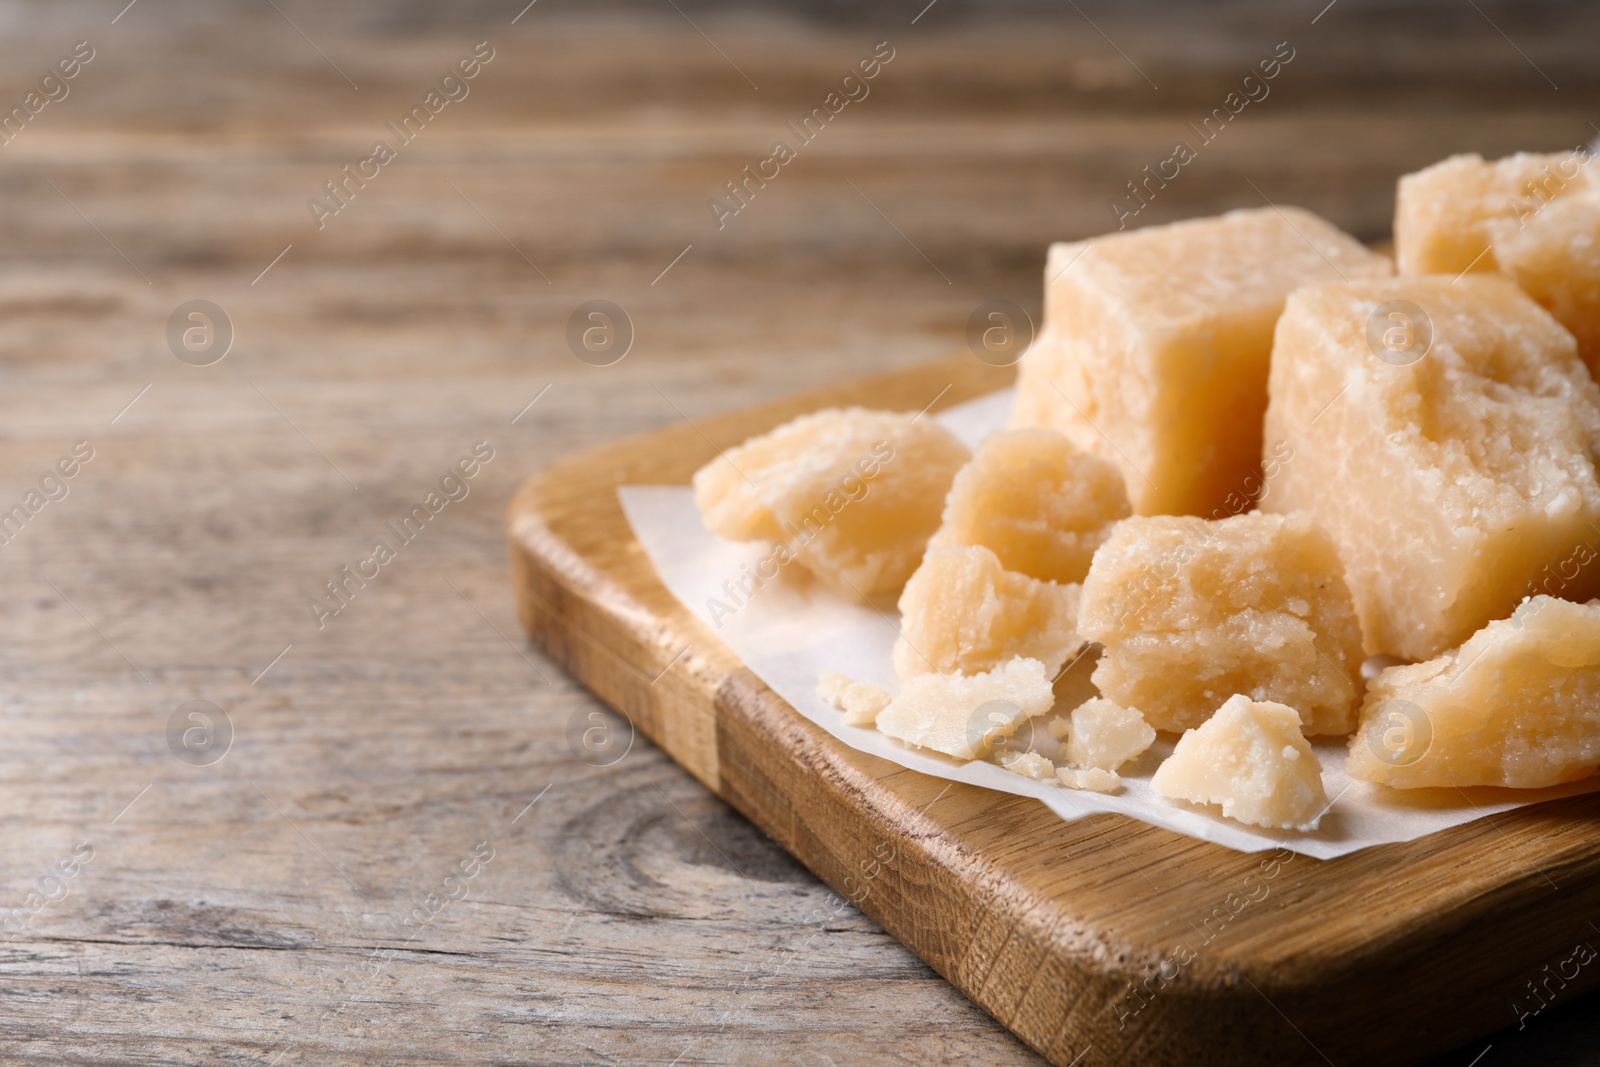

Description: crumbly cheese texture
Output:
[1396,151,1600,376]
[1055,697,1156,772]
[1491,193,1600,376]
[1260,275,1600,661]
[816,672,892,727]
[1151,694,1329,831]
[1347,597,1600,789]
[928,427,1131,584]
[999,750,1057,781]
[1077,512,1364,735]
[1056,766,1121,794]
[1011,207,1392,517]
[691,407,970,599]
[1395,151,1599,276]
[874,657,1055,760]
[894,545,1084,680]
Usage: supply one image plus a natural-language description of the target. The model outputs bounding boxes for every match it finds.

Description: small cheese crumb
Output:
[999,750,1056,781]
[816,672,892,727]
[1059,697,1156,772]
[1056,766,1121,793]
[1150,694,1329,831]
[874,657,1055,760]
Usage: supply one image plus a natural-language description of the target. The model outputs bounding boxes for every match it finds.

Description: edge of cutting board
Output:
[508,354,1600,1067]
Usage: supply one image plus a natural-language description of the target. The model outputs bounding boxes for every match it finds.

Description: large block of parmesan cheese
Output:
[1261,275,1600,661]
[1077,511,1364,735]
[1491,194,1600,373]
[1396,151,1600,373]
[1347,596,1600,789]
[1011,207,1392,517]
[1394,150,1598,276]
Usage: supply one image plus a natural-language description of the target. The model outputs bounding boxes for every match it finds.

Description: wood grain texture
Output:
[0,0,1596,1063]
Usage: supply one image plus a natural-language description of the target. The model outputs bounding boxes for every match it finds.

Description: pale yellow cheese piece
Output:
[893,544,1084,680]
[1261,275,1600,661]
[1056,766,1121,794]
[1054,696,1156,772]
[816,672,892,727]
[691,407,970,599]
[999,750,1057,781]
[1151,694,1329,831]
[1077,512,1364,735]
[929,427,1130,584]
[1347,596,1600,789]
[1394,150,1598,276]
[1490,193,1600,375]
[1009,322,1067,433]
[874,656,1055,760]
[1012,207,1392,516]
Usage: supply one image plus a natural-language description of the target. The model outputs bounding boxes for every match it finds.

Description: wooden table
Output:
[0,1,1594,1063]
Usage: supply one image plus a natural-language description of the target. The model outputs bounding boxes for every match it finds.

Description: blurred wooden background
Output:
[0,0,1594,1063]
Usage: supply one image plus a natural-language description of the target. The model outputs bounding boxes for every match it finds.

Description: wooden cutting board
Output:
[508,354,1600,1067]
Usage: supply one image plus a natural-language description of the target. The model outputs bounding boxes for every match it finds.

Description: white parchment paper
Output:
[618,389,1600,858]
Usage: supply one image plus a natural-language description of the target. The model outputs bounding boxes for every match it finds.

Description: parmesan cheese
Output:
[893,544,1084,680]
[1347,596,1600,788]
[1151,694,1329,831]
[1395,151,1598,276]
[929,427,1129,584]
[999,750,1057,781]
[692,407,970,599]
[1055,697,1156,772]
[1396,151,1600,376]
[1077,511,1364,734]
[1013,207,1391,516]
[1055,766,1122,794]
[874,656,1055,760]
[1261,275,1600,660]
[816,672,892,727]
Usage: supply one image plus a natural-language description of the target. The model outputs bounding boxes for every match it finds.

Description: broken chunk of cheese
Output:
[1347,596,1600,789]
[1491,193,1600,374]
[1077,512,1364,734]
[816,672,892,727]
[1012,207,1392,516]
[894,545,1084,680]
[1151,694,1329,831]
[1054,696,1156,772]
[929,427,1130,584]
[1395,150,1598,276]
[692,407,970,599]
[1396,150,1600,375]
[875,656,1055,760]
[1261,275,1600,661]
